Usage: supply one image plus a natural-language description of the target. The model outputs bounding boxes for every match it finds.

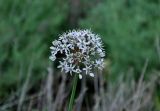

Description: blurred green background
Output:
[0,0,160,110]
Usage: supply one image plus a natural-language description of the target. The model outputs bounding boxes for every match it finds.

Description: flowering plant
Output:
[49,29,105,79]
[49,29,105,111]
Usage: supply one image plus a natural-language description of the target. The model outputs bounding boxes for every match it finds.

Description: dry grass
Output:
[0,60,159,111]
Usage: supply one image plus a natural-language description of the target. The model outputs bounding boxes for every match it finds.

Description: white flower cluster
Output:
[49,29,105,79]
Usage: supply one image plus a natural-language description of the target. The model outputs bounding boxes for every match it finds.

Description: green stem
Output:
[68,74,78,111]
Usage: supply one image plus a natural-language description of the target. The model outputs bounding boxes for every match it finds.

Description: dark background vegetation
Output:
[0,0,160,111]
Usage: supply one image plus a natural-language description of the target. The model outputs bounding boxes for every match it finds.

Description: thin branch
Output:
[17,60,33,111]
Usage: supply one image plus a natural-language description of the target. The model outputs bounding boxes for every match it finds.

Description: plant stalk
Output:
[68,74,78,111]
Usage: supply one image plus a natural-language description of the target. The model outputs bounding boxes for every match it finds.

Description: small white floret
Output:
[79,74,82,79]
[89,73,94,77]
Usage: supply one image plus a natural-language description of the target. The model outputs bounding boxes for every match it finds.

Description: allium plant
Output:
[49,29,105,79]
[49,29,105,111]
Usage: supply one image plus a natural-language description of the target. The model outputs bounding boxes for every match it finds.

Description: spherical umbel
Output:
[49,29,105,79]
